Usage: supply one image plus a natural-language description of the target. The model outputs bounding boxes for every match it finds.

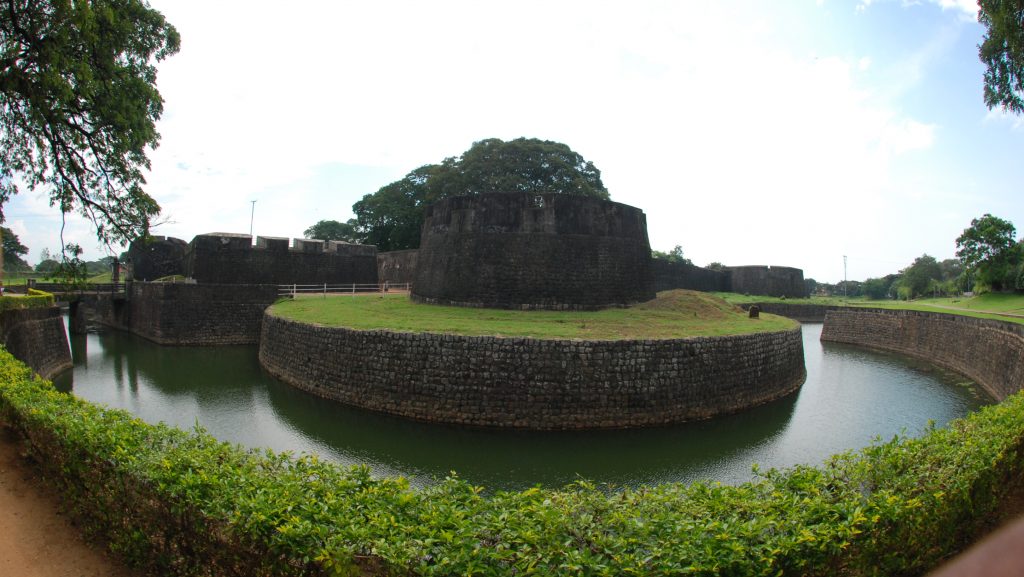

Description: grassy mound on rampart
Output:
[269,289,796,340]
[2,343,1024,575]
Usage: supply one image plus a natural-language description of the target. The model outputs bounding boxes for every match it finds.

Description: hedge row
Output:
[0,289,55,313]
[1,347,1023,576]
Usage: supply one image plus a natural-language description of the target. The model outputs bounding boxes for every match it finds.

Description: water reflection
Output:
[52,323,991,491]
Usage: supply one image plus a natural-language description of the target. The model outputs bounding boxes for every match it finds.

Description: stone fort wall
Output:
[90,282,279,345]
[651,260,730,293]
[258,313,806,430]
[377,249,419,285]
[821,308,1024,401]
[128,236,188,281]
[727,265,806,299]
[412,193,655,310]
[184,233,379,286]
[0,306,72,379]
[389,252,806,300]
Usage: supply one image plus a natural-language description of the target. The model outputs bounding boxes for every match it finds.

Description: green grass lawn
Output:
[716,291,1024,325]
[269,289,797,340]
[849,293,1024,325]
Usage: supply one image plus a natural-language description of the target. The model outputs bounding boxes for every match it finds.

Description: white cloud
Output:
[7,0,1012,283]
[984,107,1024,131]
[928,0,978,18]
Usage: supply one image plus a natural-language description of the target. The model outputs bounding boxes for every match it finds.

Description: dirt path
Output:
[0,427,137,577]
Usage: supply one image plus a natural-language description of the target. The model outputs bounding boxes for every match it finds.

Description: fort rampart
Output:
[651,260,730,293]
[185,233,378,285]
[377,249,418,285]
[90,282,279,345]
[821,308,1024,401]
[726,265,806,299]
[258,313,806,430]
[412,193,655,309]
[0,307,72,379]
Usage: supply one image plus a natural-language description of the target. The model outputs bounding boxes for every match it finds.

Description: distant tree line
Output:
[811,214,1022,299]
[4,225,118,279]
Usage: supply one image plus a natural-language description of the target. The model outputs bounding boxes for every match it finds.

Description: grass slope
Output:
[269,289,796,340]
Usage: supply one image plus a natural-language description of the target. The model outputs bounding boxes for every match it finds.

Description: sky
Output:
[7,0,1023,283]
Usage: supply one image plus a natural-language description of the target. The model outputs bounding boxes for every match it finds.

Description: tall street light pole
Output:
[843,255,848,299]
[250,200,257,237]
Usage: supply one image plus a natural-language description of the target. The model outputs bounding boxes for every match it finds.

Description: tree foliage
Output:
[899,254,943,299]
[303,219,359,243]
[428,138,609,199]
[351,165,434,252]
[979,0,1024,113]
[862,276,897,300]
[352,138,609,251]
[1,227,29,270]
[651,245,692,265]
[0,0,180,244]
[956,214,1021,291]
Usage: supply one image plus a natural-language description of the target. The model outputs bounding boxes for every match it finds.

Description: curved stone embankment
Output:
[258,313,806,429]
[821,308,1024,401]
[0,307,72,380]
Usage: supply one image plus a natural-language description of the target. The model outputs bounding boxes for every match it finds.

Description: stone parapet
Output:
[258,313,806,429]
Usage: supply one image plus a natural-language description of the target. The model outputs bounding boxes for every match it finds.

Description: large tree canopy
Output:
[352,165,435,252]
[428,138,609,199]
[956,213,1021,291]
[898,254,943,299]
[979,0,1024,113]
[0,0,179,244]
[352,138,609,251]
[304,219,359,243]
[1,226,28,270]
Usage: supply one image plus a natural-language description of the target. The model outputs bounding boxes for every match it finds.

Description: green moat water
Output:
[52,323,991,491]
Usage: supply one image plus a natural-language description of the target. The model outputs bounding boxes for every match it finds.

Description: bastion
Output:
[412,193,655,309]
[258,308,807,430]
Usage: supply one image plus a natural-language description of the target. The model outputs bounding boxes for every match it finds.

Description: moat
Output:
[53,323,991,491]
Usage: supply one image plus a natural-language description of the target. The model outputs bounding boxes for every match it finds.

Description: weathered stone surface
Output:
[726,266,807,299]
[258,314,806,430]
[821,308,1024,401]
[0,307,72,379]
[412,193,655,310]
[651,260,731,293]
[378,250,419,285]
[128,236,188,281]
[185,233,379,286]
[91,282,279,345]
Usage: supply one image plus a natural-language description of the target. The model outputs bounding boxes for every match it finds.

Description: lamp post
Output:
[249,200,256,236]
[843,255,848,299]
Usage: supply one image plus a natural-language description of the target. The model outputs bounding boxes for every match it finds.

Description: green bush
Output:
[0,290,55,313]
[1,347,1023,576]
